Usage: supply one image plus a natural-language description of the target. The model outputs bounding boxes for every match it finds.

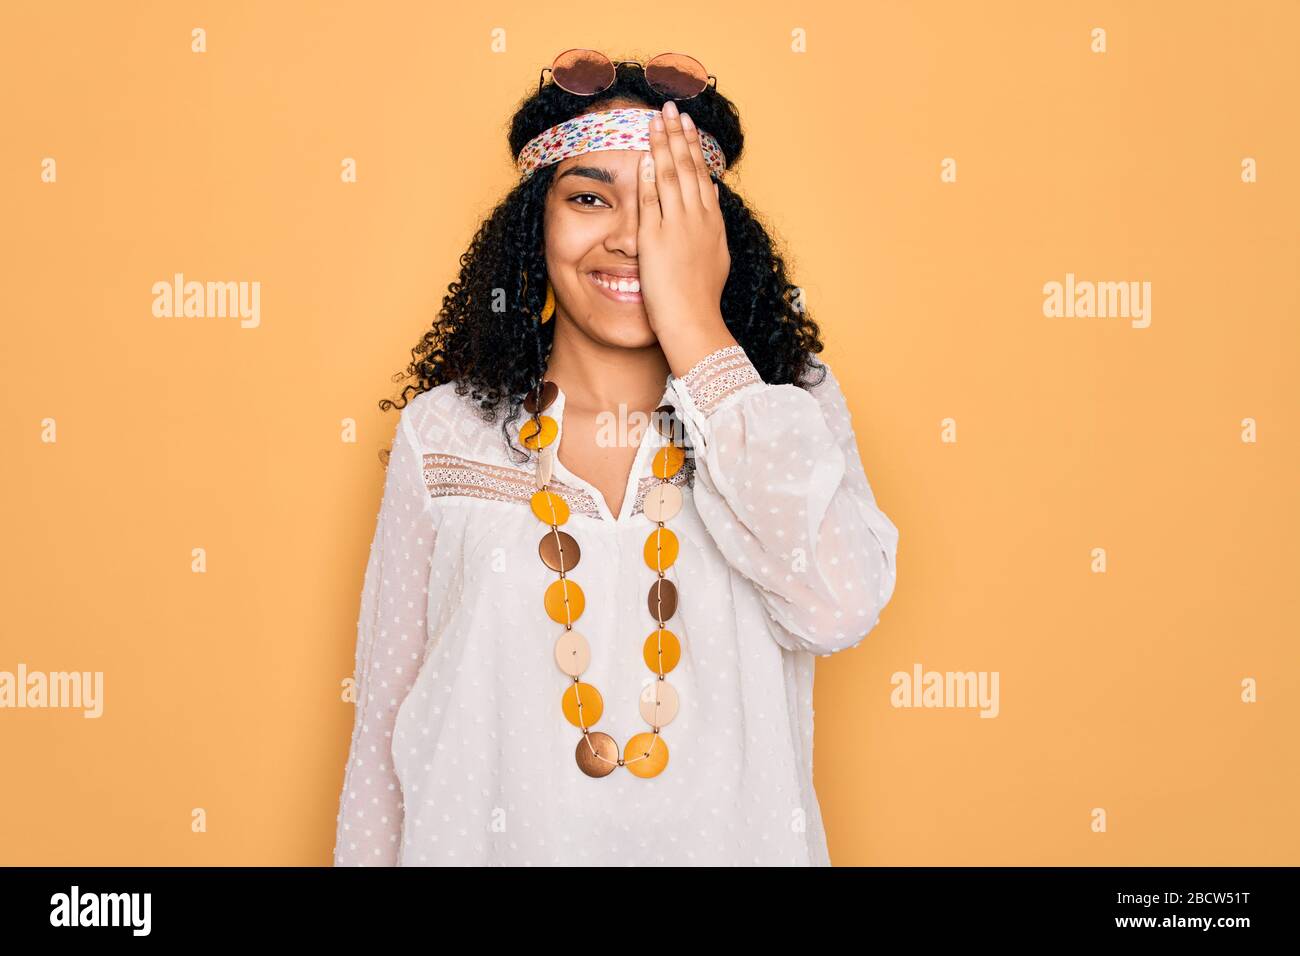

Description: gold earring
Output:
[539,280,555,324]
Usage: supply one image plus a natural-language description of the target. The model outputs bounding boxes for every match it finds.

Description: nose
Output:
[603,198,639,258]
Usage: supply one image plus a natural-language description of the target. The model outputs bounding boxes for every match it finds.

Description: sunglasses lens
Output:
[551,48,615,95]
[644,53,709,99]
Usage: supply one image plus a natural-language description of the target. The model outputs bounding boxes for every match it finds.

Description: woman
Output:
[333,51,899,866]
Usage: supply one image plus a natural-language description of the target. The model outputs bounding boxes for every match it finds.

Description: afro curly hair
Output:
[379,59,828,465]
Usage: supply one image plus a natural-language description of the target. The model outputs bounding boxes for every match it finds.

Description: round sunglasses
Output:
[538,49,717,101]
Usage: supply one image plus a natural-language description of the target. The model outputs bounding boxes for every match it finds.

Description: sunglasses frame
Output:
[538,49,718,100]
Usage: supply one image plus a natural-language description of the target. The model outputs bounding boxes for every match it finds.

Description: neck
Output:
[543,321,671,416]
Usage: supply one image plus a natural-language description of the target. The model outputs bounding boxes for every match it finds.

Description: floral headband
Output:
[516,107,727,180]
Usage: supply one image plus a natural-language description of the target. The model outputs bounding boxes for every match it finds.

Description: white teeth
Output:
[593,272,640,294]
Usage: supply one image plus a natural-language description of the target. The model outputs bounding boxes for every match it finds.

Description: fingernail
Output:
[653,114,664,131]
[681,112,694,130]
[663,100,678,118]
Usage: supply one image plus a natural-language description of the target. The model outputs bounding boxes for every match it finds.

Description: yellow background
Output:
[2,0,1296,865]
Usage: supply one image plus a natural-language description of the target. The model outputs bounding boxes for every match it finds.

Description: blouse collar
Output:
[535,370,681,526]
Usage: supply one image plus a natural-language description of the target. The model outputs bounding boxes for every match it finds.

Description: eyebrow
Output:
[556,164,618,185]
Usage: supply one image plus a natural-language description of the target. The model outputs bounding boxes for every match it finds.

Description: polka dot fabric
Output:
[673,346,901,654]
[333,345,899,866]
[334,411,438,866]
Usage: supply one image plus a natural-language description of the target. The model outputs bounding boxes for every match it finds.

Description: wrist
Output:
[659,313,737,381]
[674,342,764,418]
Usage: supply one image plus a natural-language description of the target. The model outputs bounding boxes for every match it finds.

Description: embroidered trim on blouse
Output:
[423,451,692,520]
[678,344,763,415]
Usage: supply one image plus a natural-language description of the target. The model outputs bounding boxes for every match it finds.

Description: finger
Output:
[647,108,684,218]
[680,110,717,213]
[638,151,661,232]
[661,100,703,209]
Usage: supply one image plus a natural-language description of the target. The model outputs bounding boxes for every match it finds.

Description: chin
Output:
[576,309,658,349]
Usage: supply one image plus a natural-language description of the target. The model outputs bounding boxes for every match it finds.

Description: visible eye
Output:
[570,192,611,209]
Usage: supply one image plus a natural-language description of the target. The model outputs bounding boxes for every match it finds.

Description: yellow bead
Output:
[562,681,603,728]
[531,489,570,526]
[544,578,585,624]
[642,628,681,673]
[652,444,685,479]
[520,415,557,450]
[643,526,679,571]
[624,732,668,778]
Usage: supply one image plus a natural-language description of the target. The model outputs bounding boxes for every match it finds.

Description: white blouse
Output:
[333,344,899,866]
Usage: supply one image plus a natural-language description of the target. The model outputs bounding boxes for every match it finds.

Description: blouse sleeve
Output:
[333,403,439,866]
[667,344,899,656]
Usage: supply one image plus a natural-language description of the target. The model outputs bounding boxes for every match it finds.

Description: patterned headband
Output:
[516,107,727,180]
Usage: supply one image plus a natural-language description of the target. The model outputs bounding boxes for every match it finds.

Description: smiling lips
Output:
[588,270,642,302]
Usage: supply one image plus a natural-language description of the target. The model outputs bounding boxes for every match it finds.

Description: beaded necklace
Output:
[519,377,687,778]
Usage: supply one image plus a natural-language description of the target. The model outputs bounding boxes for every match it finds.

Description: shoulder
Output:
[797,355,856,439]
[395,382,468,446]
[800,354,836,388]
[395,381,514,463]
[798,354,844,405]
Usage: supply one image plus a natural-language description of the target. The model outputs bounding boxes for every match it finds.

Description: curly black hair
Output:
[379,60,827,465]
